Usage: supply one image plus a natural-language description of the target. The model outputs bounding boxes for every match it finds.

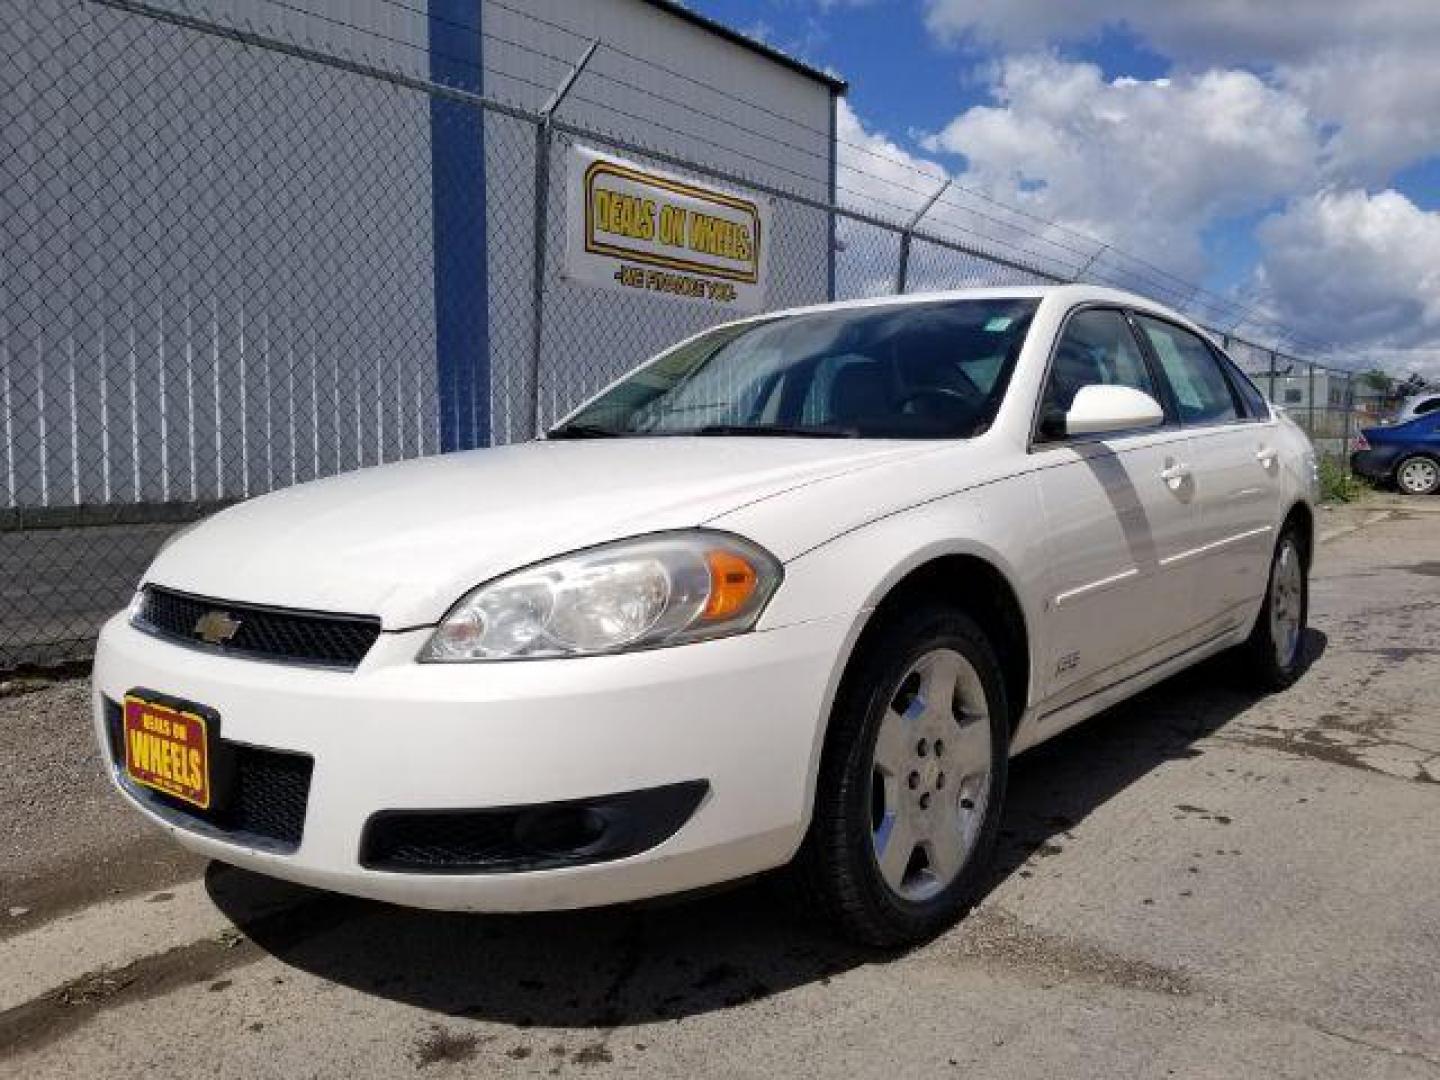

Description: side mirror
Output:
[1063,384,1165,436]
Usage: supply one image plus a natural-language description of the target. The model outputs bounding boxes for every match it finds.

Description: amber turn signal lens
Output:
[702,549,759,620]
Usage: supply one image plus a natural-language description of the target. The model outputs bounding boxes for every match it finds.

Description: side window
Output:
[1213,348,1271,419]
[1415,397,1440,416]
[1137,316,1240,426]
[1039,309,1159,439]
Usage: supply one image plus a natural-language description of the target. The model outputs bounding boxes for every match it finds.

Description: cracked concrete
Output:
[1,501,1437,1078]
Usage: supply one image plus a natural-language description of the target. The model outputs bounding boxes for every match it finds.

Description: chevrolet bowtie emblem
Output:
[194,610,242,645]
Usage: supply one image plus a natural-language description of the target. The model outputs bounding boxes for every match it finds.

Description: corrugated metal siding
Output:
[1,0,438,509]
[2,0,835,506]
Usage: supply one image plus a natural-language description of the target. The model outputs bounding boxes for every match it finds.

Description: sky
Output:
[686,0,1440,379]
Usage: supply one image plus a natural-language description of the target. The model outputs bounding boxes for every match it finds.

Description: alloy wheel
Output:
[1269,539,1305,669]
[1398,457,1439,495]
[868,648,992,903]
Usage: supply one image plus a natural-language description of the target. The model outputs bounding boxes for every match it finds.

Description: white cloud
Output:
[1281,50,1440,185]
[1254,189,1440,376]
[886,3,1440,366]
[922,0,1440,185]
[917,55,1316,279]
[921,0,1440,68]
[836,98,947,219]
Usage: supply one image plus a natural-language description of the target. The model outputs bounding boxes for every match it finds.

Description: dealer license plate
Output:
[122,693,212,809]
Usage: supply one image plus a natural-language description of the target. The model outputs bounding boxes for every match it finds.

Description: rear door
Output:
[1031,307,1203,709]
[1133,315,1283,634]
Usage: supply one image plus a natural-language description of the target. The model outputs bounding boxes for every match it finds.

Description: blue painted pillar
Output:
[429,0,489,451]
[828,88,838,302]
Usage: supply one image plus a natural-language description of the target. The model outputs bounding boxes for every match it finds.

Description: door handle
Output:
[1159,462,1191,488]
[1256,447,1279,468]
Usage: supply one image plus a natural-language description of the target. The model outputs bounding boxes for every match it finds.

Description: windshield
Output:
[552,298,1041,439]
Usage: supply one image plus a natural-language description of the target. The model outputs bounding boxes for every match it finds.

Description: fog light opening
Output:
[515,805,611,857]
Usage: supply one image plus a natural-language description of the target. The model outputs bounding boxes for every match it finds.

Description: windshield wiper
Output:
[694,423,858,438]
[546,422,625,439]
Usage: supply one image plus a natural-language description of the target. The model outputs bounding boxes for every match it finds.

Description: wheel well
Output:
[1394,450,1440,474]
[856,556,1030,731]
[1283,501,1314,569]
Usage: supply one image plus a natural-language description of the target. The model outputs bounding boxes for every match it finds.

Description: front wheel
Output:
[1395,454,1440,496]
[790,606,1009,947]
[1241,527,1309,690]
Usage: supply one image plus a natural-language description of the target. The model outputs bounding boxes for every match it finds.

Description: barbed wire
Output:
[205,0,1346,362]
[88,0,1352,365]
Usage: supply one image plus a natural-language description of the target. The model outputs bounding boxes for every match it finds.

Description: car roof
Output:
[719,284,1212,338]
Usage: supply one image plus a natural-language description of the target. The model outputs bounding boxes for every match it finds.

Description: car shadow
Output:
[207,628,1326,1026]
[982,627,1326,895]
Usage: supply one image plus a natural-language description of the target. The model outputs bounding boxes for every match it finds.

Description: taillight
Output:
[1351,430,1371,451]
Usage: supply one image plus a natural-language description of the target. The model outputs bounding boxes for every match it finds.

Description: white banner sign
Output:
[563,145,771,313]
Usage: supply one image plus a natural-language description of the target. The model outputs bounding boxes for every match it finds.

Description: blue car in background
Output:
[1351,412,1440,495]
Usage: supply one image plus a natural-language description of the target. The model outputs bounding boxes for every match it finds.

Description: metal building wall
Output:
[2,0,836,508]
[1,0,440,511]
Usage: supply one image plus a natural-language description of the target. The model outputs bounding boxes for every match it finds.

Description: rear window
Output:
[1212,347,1271,419]
[1135,316,1240,426]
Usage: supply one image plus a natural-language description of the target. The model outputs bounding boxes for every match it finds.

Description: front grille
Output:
[105,699,313,851]
[136,586,381,670]
[360,782,710,874]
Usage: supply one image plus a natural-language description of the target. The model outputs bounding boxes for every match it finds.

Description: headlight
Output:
[421,531,782,662]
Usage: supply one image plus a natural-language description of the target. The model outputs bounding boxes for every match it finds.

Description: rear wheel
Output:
[1395,454,1440,496]
[791,605,1009,947]
[1241,527,1309,690]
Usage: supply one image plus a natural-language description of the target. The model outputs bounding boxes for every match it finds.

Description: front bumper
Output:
[92,611,852,911]
[1350,448,1398,482]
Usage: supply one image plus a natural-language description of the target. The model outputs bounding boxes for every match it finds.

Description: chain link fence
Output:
[0,0,1382,669]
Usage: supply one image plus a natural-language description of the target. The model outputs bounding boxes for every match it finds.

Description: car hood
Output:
[146,438,936,627]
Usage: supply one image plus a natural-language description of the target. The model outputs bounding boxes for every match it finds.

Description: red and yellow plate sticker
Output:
[123,695,211,809]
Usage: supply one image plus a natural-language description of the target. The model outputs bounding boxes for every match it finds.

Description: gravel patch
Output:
[0,678,201,935]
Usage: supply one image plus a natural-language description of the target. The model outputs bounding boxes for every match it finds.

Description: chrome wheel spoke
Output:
[874,811,917,891]
[873,707,911,776]
[942,711,990,781]
[923,808,965,884]
[915,650,961,724]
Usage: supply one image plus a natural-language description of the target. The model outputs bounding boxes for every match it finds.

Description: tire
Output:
[789,605,1009,948]
[1241,526,1309,691]
[1394,454,1440,496]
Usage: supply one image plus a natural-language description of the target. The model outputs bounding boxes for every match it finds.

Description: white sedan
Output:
[94,285,1317,946]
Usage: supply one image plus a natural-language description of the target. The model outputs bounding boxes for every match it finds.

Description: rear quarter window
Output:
[1212,348,1271,419]
[1135,316,1240,426]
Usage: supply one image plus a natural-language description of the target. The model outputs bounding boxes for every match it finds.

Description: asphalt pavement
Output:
[1,501,1437,1078]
